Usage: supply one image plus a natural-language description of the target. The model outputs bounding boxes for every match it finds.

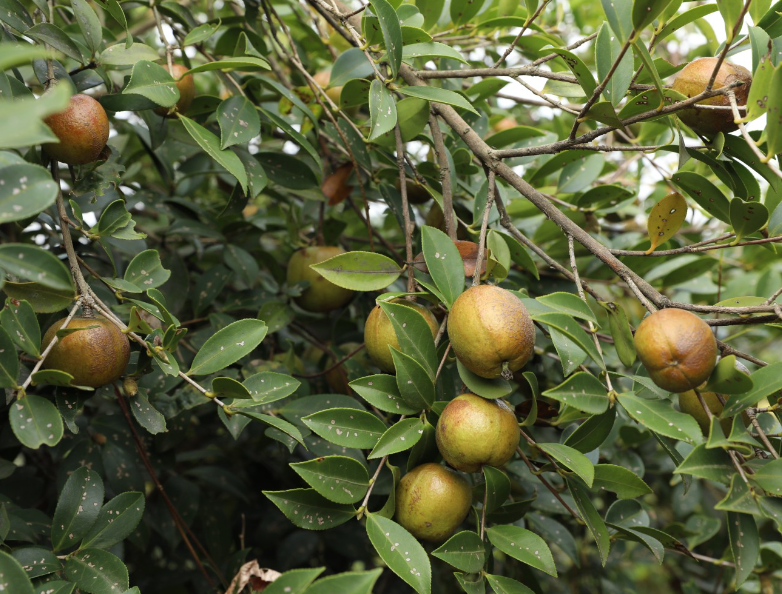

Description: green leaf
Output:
[595,23,633,105]
[218,96,260,149]
[310,250,402,291]
[527,512,580,567]
[763,65,782,157]
[729,198,768,244]
[129,390,166,434]
[537,292,597,324]
[379,301,437,378]
[90,199,132,238]
[71,0,103,55]
[674,444,734,482]
[264,568,325,594]
[402,42,470,64]
[722,361,782,417]
[418,0,445,29]
[729,512,760,587]
[178,115,248,193]
[100,43,160,66]
[456,359,513,400]
[80,492,145,550]
[431,531,486,573]
[717,0,744,40]
[602,0,634,42]
[564,407,616,453]
[51,467,104,551]
[0,551,35,594]
[486,525,557,577]
[617,392,701,444]
[397,86,479,115]
[265,488,355,530]
[752,459,782,495]
[64,549,129,594]
[632,0,676,31]
[238,411,305,447]
[746,55,775,123]
[302,408,386,449]
[9,394,64,449]
[368,80,398,141]
[369,417,425,459]
[349,374,419,414]
[183,19,221,45]
[366,514,432,594]
[703,355,753,394]
[369,0,402,78]
[0,0,32,32]
[608,523,664,563]
[188,320,265,376]
[550,49,597,97]
[242,371,300,404]
[538,443,594,486]
[421,226,464,308]
[485,574,534,594]
[532,313,604,369]
[2,282,75,313]
[0,244,73,291]
[450,0,486,25]
[306,569,383,594]
[631,39,665,97]
[1,298,39,358]
[290,456,369,504]
[391,348,435,411]
[542,372,609,415]
[122,60,179,107]
[211,377,252,400]
[646,192,687,254]
[568,478,611,566]
[656,4,717,44]
[24,23,83,64]
[598,301,636,367]
[123,249,170,289]
[185,57,270,75]
[593,464,652,499]
[483,466,511,514]
[12,546,61,578]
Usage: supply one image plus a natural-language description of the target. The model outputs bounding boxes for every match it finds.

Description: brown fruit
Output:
[286,246,354,313]
[42,316,130,388]
[672,58,752,135]
[633,309,717,393]
[154,64,195,117]
[394,463,472,542]
[447,285,535,379]
[413,240,487,278]
[42,94,109,165]
[364,299,439,373]
[394,178,432,204]
[492,116,517,133]
[436,393,520,472]
[678,390,732,436]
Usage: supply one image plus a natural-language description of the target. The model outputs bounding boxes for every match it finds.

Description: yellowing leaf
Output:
[646,192,687,254]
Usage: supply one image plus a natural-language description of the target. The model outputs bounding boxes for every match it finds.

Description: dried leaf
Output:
[322,163,353,206]
[646,192,687,254]
[224,560,281,594]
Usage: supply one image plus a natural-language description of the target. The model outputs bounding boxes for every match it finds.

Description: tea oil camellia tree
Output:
[3,0,782,592]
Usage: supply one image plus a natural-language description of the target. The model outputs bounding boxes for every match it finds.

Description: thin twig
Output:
[473,170,495,286]
[395,125,416,293]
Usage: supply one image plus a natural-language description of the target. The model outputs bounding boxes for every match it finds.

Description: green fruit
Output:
[43,94,110,165]
[435,393,520,472]
[672,57,752,136]
[42,316,130,388]
[394,178,432,204]
[154,64,195,117]
[364,298,439,373]
[394,463,472,542]
[286,246,354,313]
[447,285,535,379]
[678,390,732,436]
[633,308,717,393]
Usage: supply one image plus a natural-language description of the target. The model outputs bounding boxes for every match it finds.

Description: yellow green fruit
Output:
[42,316,130,388]
[447,285,535,379]
[364,299,439,373]
[286,246,354,313]
[43,94,110,165]
[633,308,717,393]
[672,57,752,135]
[678,390,732,436]
[154,64,195,117]
[394,463,472,542]
[436,393,520,472]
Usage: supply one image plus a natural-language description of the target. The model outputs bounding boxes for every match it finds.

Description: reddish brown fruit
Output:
[447,285,535,379]
[42,94,109,165]
[394,463,472,542]
[413,240,487,278]
[436,393,520,472]
[154,64,195,118]
[672,58,752,135]
[42,316,130,388]
[633,309,717,393]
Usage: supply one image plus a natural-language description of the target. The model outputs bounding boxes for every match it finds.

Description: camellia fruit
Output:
[364,299,439,373]
[678,390,732,436]
[672,57,751,135]
[286,246,354,313]
[154,64,195,117]
[413,240,488,278]
[633,308,717,393]
[436,393,520,472]
[394,178,432,204]
[43,94,110,165]
[447,285,535,379]
[394,463,472,542]
[42,316,131,388]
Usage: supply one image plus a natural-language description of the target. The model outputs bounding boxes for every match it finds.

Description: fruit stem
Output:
[501,361,513,380]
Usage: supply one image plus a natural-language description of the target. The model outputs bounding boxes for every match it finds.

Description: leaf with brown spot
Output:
[646,192,687,254]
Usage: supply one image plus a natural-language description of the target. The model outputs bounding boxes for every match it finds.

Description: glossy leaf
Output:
[456,359,513,400]
[349,374,419,414]
[722,361,782,417]
[64,549,129,594]
[539,443,594,486]
[302,408,386,449]
[0,298,40,357]
[0,551,34,594]
[391,348,435,411]
[290,456,369,504]
[483,466,511,514]
[568,478,610,566]
[431,531,486,573]
[366,514,432,594]
[397,86,479,115]
[123,249,170,289]
[542,372,609,415]
[595,23,633,105]
[564,407,616,453]
[81,492,145,550]
[218,96,260,149]
[593,464,652,499]
[188,319,267,376]
[729,198,768,244]
[369,0,402,77]
[379,300,437,378]
[0,244,73,291]
[617,392,701,443]
[646,192,687,254]
[52,467,104,551]
[368,80,398,141]
[310,250,402,291]
[598,301,636,367]
[9,394,64,449]
[264,489,355,530]
[72,0,103,55]
[420,226,465,308]
[178,115,249,192]
[486,525,557,576]
[728,512,760,587]
[369,417,425,459]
